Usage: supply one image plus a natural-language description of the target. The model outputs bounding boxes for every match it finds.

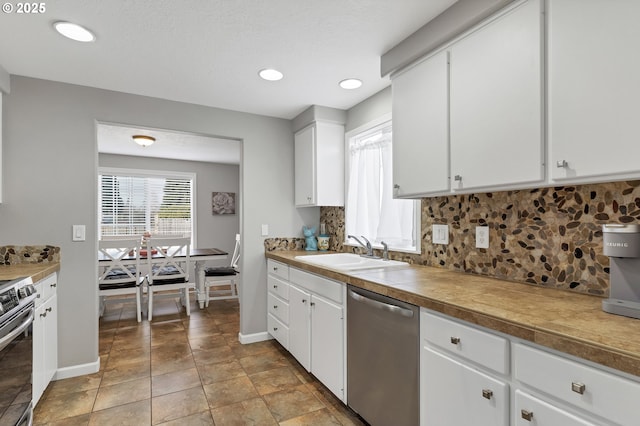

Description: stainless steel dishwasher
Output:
[347,285,419,426]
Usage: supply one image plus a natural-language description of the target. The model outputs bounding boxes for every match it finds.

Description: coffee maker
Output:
[602,223,640,319]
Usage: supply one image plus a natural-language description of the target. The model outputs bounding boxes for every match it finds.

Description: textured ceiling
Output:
[1,0,458,162]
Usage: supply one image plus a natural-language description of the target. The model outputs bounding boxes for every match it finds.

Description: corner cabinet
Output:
[294,121,344,207]
[33,273,58,406]
[266,260,346,402]
[548,0,640,183]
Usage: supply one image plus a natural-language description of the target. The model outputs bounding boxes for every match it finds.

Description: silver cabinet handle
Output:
[557,160,568,168]
[571,382,586,394]
[482,389,493,400]
[273,267,278,271]
[302,299,307,303]
[454,175,462,181]
[450,337,460,344]
[51,283,57,287]
[273,327,278,331]
[273,305,278,309]
[393,184,400,189]
[46,307,52,313]
[40,312,47,318]
[310,302,315,306]
[273,284,278,289]
[521,410,533,421]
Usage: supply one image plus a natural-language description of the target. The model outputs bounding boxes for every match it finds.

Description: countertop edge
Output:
[266,251,640,378]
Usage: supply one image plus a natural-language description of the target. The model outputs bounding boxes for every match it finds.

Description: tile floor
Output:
[34,295,366,425]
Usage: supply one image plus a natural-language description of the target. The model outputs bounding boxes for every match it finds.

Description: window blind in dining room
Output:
[98,168,194,239]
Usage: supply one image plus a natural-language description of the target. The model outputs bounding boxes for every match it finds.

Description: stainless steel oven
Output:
[0,277,37,426]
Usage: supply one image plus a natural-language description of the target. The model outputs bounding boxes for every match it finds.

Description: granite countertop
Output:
[0,262,60,284]
[266,250,640,378]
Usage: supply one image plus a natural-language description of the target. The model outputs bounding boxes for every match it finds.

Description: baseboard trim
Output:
[238,331,272,345]
[54,358,100,380]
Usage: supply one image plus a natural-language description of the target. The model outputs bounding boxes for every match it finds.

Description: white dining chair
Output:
[203,233,240,307]
[98,238,144,322]
[145,236,194,320]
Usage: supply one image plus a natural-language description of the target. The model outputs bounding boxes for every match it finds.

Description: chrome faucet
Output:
[347,235,378,258]
[381,241,389,261]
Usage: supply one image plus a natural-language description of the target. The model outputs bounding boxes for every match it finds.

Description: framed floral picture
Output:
[212,192,236,215]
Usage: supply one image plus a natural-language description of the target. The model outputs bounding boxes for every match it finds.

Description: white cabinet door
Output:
[294,125,315,206]
[392,50,449,197]
[310,294,344,401]
[515,391,597,426]
[421,347,509,426]
[288,284,311,371]
[294,122,344,207]
[450,0,543,191]
[44,293,58,388]
[549,0,640,182]
[33,294,57,406]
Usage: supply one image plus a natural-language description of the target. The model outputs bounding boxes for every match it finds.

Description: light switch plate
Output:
[261,224,269,237]
[72,225,85,242]
[476,226,489,249]
[432,224,449,244]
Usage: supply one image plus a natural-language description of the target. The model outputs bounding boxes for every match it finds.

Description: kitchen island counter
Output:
[266,250,640,377]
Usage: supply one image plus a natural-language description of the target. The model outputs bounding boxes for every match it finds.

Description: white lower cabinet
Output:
[421,308,640,426]
[514,391,597,426]
[266,260,346,402]
[33,273,58,406]
[422,346,509,426]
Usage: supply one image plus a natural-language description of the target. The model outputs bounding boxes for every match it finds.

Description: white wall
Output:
[99,154,240,259]
[1,76,315,373]
[345,86,392,132]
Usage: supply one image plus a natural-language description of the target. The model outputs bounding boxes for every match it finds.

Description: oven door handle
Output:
[0,308,34,352]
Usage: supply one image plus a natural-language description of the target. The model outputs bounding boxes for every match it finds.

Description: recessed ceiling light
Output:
[339,78,362,90]
[53,21,96,42]
[259,68,284,81]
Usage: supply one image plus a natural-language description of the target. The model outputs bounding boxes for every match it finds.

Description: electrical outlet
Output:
[432,224,449,245]
[476,226,489,249]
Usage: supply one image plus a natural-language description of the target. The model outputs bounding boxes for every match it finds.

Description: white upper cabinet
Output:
[294,121,344,207]
[549,0,640,183]
[392,50,450,197]
[450,0,544,191]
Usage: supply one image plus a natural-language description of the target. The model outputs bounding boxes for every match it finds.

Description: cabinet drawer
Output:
[289,268,343,304]
[267,275,289,301]
[268,314,289,350]
[421,310,509,375]
[515,390,597,426]
[267,259,289,280]
[35,273,57,308]
[514,343,640,426]
[268,292,289,324]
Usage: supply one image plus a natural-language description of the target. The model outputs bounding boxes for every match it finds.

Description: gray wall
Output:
[99,154,240,259]
[1,76,315,372]
[345,86,392,132]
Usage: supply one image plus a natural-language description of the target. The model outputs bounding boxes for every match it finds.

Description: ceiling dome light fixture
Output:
[53,21,96,42]
[259,68,284,81]
[132,135,155,147]
[339,78,363,90]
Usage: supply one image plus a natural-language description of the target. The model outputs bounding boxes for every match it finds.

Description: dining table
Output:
[98,246,229,309]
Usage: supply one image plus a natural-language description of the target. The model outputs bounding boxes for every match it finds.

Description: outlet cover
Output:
[432,224,449,245]
[476,226,489,249]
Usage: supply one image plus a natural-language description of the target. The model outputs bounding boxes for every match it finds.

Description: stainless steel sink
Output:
[294,253,407,271]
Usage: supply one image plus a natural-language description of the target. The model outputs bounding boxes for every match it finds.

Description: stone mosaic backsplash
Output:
[313,181,640,297]
[264,238,305,252]
[0,245,61,265]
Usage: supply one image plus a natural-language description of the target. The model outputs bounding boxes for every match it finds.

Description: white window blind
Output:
[345,119,419,252]
[98,168,194,239]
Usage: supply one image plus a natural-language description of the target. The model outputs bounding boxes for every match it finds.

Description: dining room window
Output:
[98,167,195,240]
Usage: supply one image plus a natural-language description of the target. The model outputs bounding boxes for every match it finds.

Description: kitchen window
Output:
[345,116,420,253]
[98,167,195,240]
